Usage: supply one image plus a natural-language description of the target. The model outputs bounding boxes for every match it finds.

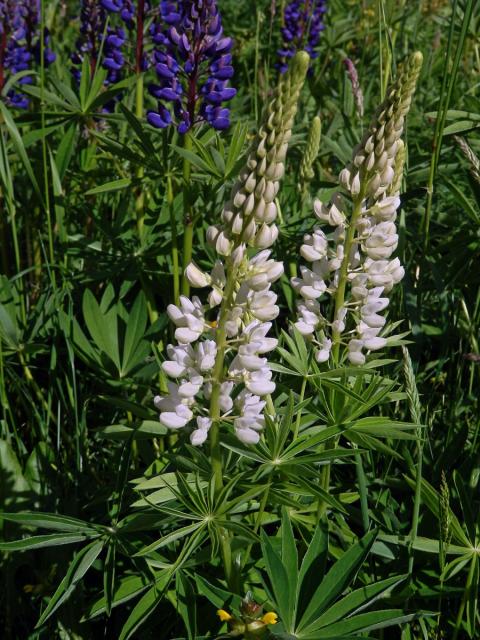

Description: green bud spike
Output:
[299,115,322,191]
[208,51,310,255]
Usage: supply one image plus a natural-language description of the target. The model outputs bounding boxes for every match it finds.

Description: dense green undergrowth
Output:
[0,0,479,639]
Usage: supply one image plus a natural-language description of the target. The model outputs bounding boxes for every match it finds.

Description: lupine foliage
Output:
[0,1,480,639]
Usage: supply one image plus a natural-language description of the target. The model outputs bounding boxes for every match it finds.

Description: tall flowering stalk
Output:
[0,0,54,109]
[293,52,423,366]
[155,52,309,466]
[277,0,326,73]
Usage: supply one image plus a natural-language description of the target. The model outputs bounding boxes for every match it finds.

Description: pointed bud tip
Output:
[291,51,310,77]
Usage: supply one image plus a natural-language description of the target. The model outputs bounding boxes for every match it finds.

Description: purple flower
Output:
[277,0,326,73]
[72,0,126,109]
[0,0,55,109]
[147,0,236,133]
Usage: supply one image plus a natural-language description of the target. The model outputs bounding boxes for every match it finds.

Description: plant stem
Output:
[408,434,424,575]
[452,554,477,640]
[293,376,307,439]
[181,132,193,297]
[331,187,366,363]
[355,447,370,532]
[167,176,180,306]
[40,0,56,289]
[135,72,145,243]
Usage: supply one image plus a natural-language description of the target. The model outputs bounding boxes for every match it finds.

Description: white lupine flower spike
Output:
[292,52,422,367]
[155,52,309,450]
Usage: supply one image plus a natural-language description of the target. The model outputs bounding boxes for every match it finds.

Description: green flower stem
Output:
[293,376,307,439]
[135,72,146,244]
[408,435,424,576]
[209,261,238,493]
[40,0,56,289]
[167,176,180,306]
[19,350,55,424]
[208,261,239,591]
[452,554,477,640]
[181,132,194,297]
[331,186,366,364]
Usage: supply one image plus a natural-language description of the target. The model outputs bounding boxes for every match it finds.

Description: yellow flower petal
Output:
[262,612,278,625]
[217,609,232,622]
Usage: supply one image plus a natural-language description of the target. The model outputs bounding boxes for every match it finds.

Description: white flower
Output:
[246,250,284,290]
[300,229,328,262]
[248,290,279,322]
[155,385,195,429]
[315,337,332,363]
[236,428,261,445]
[364,336,387,350]
[162,344,194,378]
[190,417,212,446]
[332,307,347,334]
[234,391,266,444]
[347,339,365,366]
[178,373,203,398]
[185,262,211,288]
[314,198,345,226]
[295,299,322,336]
[245,366,275,395]
[291,263,328,300]
[167,296,205,344]
[243,321,278,353]
[195,340,217,371]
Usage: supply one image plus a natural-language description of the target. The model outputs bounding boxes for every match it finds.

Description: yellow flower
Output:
[217,609,233,622]
[261,612,278,625]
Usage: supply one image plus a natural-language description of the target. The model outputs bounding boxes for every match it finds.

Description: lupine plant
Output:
[0,1,479,639]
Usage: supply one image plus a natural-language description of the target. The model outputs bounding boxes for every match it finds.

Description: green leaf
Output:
[85,178,132,196]
[135,522,205,557]
[261,530,292,630]
[0,102,44,206]
[82,288,120,372]
[0,511,101,533]
[309,609,418,637]
[118,580,168,640]
[36,539,104,627]
[310,575,406,630]
[121,292,148,376]
[298,530,377,632]
[0,532,98,551]
[297,522,329,623]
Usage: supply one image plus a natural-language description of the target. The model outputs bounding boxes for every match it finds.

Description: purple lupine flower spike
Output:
[0,0,55,109]
[147,0,236,133]
[344,57,364,118]
[277,0,326,73]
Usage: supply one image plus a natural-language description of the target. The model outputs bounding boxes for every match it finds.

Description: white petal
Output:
[235,427,260,445]
[160,412,189,429]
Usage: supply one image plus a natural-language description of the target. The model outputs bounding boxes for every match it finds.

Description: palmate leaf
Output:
[297,530,377,632]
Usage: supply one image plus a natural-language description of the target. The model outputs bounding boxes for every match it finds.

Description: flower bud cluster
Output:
[277,0,326,73]
[0,0,55,109]
[147,0,236,132]
[207,51,310,257]
[155,53,309,446]
[299,115,321,192]
[293,52,422,366]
